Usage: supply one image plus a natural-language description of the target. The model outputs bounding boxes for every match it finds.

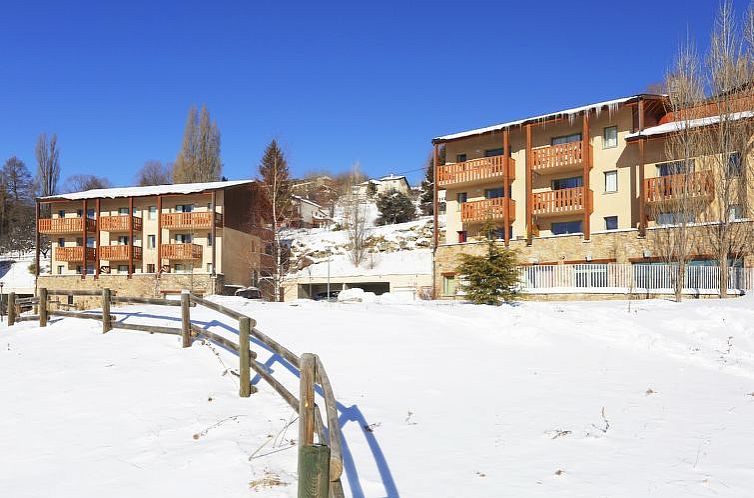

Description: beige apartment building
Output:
[431,93,754,298]
[35,180,272,299]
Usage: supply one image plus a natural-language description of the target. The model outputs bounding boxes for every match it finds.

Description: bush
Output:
[456,235,519,305]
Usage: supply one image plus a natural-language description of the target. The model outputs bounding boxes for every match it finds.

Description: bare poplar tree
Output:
[697,0,754,297]
[342,163,368,266]
[173,105,222,183]
[651,38,706,302]
[35,133,61,199]
[136,160,172,186]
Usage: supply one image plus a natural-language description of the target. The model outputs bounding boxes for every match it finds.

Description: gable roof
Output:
[39,179,254,202]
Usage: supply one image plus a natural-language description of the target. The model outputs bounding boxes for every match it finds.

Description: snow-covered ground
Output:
[2,296,754,497]
[0,252,36,292]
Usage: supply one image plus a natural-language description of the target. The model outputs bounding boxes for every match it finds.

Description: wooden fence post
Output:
[7,292,15,326]
[299,353,316,446]
[298,444,331,498]
[181,290,191,348]
[239,317,251,397]
[102,289,111,333]
[39,288,48,327]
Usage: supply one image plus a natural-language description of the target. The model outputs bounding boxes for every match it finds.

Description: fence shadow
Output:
[111,309,400,498]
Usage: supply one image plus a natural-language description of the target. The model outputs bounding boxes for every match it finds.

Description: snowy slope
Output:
[0,252,36,292]
[2,297,754,497]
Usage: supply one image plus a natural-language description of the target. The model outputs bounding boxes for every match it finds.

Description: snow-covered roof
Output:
[433,94,665,142]
[626,111,754,140]
[380,174,407,181]
[292,194,323,208]
[40,179,254,201]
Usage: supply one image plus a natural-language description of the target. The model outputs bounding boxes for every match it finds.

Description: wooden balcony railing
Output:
[532,187,590,216]
[531,141,587,171]
[644,171,713,203]
[460,197,516,223]
[38,217,96,235]
[437,156,516,187]
[99,215,143,232]
[161,212,223,229]
[55,246,96,262]
[98,245,143,261]
[161,243,203,260]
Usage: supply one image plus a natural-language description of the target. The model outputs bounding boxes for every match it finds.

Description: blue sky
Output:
[0,0,735,188]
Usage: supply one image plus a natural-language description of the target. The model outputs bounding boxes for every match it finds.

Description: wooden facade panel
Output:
[99,215,143,232]
[437,156,516,187]
[531,141,588,172]
[532,187,590,216]
[161,212,223,229]
[461,198,516,223]
[55,247,96,262]
[99,245,143,261]
[38,218,96,235]
[644,171,713,204]
[161,243,203,260]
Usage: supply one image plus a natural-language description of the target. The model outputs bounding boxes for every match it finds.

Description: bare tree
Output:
[136,160,172,186]
[650,38,706,302]
[35,133,61,199]
[342,163,368,266]
[63,174,112,192]
[173,105,222,183]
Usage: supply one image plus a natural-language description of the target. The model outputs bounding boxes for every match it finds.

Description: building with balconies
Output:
[430,93,753,298]
[35,180,273,299]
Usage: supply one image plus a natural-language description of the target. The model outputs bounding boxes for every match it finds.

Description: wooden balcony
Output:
[531,141,589,173]
[161,243,203,260]
[437,156,516,187]
[98,245,143,261]
[161,212,223,230]
[461,197,516,223]
[99,215,143,232]
[38,217,96,235]
[55,246,96,262]
[644,171,713,204]
[532,187,591,216]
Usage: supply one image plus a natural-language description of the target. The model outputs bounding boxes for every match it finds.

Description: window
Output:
[729,204,744,220]
[57,265,64,275]
[148,206,157,220]
[118,207,129,215]
[87,209,95,219]
[86,237,96,248]
[76,237,83,246]
[487,227,506,240]
[551,220,583,235]
[456,192,467,211]
[68,295,74,306]
[147,235,156,249]
[657,212,696,225]
[176,204,194,213]
[728,152,743,177]
[75,265,82,274]
[484,148,504,157]
[58,210,65,218]
[657,160,694,177]
[551,133,581,145]
[206,263,213,273]
[552,176,583,190]
[117,265,129,274]
[604,216,618,230]
[117,236,128,245]
[442,275,457,296]
[485,187,504,199]
[58,238,65,248]
[146,264,156,273]
[604,171,618,193]
[174,263,186,273]
[77,209,83,218]
[207,233,213,246]
[456,153,467,163]
[176,234,192,243]
[457,231,467,243]
[603,126,618,148]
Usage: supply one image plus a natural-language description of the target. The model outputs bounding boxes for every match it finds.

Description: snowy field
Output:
[2,296,754,497]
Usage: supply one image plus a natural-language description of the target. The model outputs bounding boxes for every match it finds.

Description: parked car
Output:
[234,287,262,300]
[313,290,340,301]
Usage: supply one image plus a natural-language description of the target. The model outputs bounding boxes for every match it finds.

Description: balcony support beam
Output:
[35,201,40,278]
[157,195,163,275]
[525,124,533,245]
[211,191,217,276]
[582,112,591,241]
[638,98,647,237]
[433,144,439,250]
[95,199,101,279]
[82,199,87,280]
[503,129,511,247]
[128,196,134,279]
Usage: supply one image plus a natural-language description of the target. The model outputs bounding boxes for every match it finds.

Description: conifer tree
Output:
[419,153,434,215]
[456,227,520,305]
[376,189,416,225]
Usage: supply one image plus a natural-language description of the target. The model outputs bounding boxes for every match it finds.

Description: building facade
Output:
[35,180,273,300]
[431,94,754,298]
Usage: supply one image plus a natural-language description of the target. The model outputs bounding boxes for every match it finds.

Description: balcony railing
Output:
[161,243,203,260]
[532,187,590,216]
[55,246,96,262]
[98,245,143,261]
[38,217,96,235]
[161,212,223,229]
[644,171,713,203]
[437,156,516,187]
[99,215,143,232]
[531,141,588,172]
[461,197,516,223]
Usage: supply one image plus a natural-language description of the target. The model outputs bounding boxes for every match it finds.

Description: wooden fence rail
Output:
[5,287,344,498]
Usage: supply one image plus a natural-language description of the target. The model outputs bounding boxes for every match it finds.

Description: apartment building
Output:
[431,93,753,298]
[35,180,272,300]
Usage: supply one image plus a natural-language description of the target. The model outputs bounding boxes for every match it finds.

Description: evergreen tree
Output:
[376,189,416,225]
[419,153,434,215]
[173,105,222,183]
[456,230,520,305]
[258,139,292,223]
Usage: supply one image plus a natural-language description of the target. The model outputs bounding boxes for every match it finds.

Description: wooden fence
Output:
[5,288,344,498]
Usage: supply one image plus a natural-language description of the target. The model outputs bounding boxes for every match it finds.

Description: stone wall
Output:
[37,273,225,309]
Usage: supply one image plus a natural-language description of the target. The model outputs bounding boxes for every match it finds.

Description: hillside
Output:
[2,296,754,497]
